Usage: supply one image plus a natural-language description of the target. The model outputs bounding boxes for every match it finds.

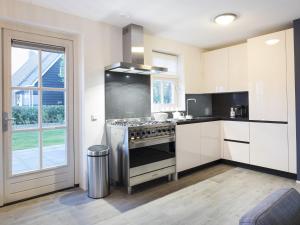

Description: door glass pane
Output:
[12,131,40,174]
[42,129,66,168]
[42,91,65,128]
[153,80,161,104]
[41,51,65,88]
[12,90,39,130]
[11,47,39,88]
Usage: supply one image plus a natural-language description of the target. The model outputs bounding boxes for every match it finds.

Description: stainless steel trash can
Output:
[87,145,110,198]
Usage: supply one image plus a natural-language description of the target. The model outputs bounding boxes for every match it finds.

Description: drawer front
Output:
[129,166,176,187]
[223,121,249,142]
[130,158,175,177]
[223,140,249,164]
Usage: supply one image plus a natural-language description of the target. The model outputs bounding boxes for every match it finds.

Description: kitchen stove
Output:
[106,118,177,194]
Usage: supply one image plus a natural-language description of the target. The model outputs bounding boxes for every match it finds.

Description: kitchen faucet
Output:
[186,98,197,119]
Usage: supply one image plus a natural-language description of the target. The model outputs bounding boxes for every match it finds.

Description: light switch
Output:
[91,115,98,122]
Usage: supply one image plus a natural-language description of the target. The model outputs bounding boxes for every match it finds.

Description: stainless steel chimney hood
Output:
[105,24,168,75]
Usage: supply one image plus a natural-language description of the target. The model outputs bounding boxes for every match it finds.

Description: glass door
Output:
[2,29,74,203]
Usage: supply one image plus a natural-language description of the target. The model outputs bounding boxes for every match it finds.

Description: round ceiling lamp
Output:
[214,13,237,26]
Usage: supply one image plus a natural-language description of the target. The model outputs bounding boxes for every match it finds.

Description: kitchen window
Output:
[151,51,179,112]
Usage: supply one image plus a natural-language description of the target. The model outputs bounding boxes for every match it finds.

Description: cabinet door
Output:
[223,121,249,142]
[286,29,297,174]
[201,138,221,164]
[250,123,288,172]
[228,44,248,92]
[248,30,287,121]
[223,141,249,164]
[203,48,229,93]
[176,124,201,172]
[201,121,220,138]
[200,122,221,164]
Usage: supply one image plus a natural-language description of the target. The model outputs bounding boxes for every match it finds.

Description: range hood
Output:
[105,24,168,75]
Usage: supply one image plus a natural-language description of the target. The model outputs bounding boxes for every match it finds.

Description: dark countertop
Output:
[175,116,249,125]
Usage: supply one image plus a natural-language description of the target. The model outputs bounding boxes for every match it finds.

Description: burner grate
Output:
[109,119,172,127]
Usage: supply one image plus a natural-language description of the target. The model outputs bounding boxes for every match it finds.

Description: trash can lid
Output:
[87,145,110,156]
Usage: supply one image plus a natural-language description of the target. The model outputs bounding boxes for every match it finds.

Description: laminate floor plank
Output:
[0,164,298,225]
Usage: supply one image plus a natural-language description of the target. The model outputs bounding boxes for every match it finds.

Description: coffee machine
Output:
[230,105,248,118]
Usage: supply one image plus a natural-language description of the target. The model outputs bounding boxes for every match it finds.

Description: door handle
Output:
[2,112,15,132]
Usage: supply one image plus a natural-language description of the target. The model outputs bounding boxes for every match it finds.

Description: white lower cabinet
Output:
[200,121,221,164]
[177,121,291,174]
[176,123,201,172]
[176,121,221,172]
[222,121,250,164]
[249,123,289,172]
[200,137,220,164]
[223,121,249,142]
[223,141,250,164]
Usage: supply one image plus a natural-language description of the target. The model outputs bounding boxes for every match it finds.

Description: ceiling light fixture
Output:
[214,13,237,26]
[265,39,280,45]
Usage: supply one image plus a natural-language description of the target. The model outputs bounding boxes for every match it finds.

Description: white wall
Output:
[0,0,204,191]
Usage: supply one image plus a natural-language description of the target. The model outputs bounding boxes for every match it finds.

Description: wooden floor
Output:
[0,164,299,225]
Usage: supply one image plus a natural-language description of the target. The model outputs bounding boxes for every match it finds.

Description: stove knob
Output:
[147,131,151,135]
[162,129,166,132]
[158,129,161,133]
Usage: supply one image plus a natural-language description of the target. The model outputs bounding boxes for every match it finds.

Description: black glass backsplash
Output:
[212,92,249,118]
[184,92,248,118]
[185,94,212,117]
[105,71,151,119]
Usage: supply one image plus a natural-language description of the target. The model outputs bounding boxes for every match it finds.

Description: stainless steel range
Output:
[106,118,177,194]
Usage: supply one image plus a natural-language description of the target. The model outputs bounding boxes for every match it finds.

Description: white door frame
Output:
[2,28,75,204]
[0,27,4,206]
[0,22,81,206]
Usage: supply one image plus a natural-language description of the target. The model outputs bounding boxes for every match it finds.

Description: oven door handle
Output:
[129,136,175,149]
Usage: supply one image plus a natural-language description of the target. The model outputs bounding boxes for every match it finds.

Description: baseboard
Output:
[2,184,80,207]
[220,159,297,180]
[178,159,222,177]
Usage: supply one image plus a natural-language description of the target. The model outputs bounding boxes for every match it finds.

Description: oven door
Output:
[129,137,175,169]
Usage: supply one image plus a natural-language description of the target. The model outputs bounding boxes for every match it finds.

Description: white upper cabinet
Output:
[228,44,248,92]
[203,48,229,93]
[203,43,248,93]
[247,30,288,121]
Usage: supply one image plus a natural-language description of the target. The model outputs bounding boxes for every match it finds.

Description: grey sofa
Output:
[239,188,300,225]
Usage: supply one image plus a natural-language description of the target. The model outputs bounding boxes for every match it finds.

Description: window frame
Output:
[151,51,180,112]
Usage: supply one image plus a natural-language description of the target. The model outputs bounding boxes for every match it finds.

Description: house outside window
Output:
[151,51,180,112]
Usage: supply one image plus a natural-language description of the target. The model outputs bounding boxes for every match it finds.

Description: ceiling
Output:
[19,0,300,49]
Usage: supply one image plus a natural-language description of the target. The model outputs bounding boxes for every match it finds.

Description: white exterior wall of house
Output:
[0,0,203,194]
